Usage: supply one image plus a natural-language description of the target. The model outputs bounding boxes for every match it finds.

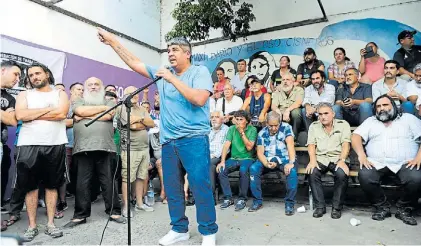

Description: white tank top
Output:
[17,89,68,146]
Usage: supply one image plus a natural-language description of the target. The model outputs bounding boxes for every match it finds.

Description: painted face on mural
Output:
[1,65,21,89]
[250,58,269,81]
[28,66,50,89]
[219,62,235,80]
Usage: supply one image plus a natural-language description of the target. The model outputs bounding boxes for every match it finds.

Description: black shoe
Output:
[56,201,68,212]
[285,204,295,216]
[65,192,74,199]
[234,200,246,211]
[395,208,417,226]
[313,208,326,218]
[331,208,342,219]
[185,196,195,206]
[220,199,234,209]
[372,207,391,221]
[63,218,87,229]
[248,203,262,212]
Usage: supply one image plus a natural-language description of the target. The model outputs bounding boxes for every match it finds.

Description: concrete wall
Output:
[1,0,161,69]
[160,0,421,86]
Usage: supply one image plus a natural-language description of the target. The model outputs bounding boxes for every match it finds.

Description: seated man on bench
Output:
[352,94,421,226]
[306,102,352,219]
[248,111,298,214]
[217,110,257,211]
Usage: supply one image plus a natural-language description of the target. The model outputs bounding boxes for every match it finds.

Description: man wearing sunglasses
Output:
[393,30,421,81]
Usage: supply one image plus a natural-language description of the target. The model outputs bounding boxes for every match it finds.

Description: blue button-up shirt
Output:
[257,123,294,165]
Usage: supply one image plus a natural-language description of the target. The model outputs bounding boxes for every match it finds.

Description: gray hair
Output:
[167,37,192,53]
[211,110,224,117]
[266,111,281,123]
[345,67,360,77]
[283,72,296,81]
[316,102,334,112]
[414,63,421,73]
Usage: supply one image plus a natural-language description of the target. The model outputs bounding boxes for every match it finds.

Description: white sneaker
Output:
[158,230,190,246]
[135,203,154,212]
[202,234,216,246]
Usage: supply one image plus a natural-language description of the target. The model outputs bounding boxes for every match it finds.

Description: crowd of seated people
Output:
[1,30,421,238]
[202,29,421,225]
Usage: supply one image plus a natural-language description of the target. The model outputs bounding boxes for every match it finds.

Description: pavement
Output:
[1,186,421,245]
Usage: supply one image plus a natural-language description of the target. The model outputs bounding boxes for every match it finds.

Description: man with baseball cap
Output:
[393,30,421,81]
[296,48,325,87]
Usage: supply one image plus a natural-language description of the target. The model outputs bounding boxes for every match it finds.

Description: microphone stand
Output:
[85,76,162,245]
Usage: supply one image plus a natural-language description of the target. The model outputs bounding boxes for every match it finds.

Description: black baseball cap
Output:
[303,47,316,56]
[397,30,416,43]
[249,75,263,85]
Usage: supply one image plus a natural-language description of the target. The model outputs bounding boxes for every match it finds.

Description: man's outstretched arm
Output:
[98,28,150,79]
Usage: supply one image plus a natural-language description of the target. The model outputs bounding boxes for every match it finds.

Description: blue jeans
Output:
[249,158,298,206]
[401,101,415,115]
[218,159,254,200]
[333,102,372,126]
[162,135,217,235]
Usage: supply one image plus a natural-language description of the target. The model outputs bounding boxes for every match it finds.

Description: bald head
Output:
[83,77,105,105]
[124,85,140,104]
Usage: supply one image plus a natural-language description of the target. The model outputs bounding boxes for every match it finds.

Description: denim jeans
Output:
[249,158,298,206]
[162,135,217,236]
[301,108,318,131]
[401,101,415,115]
[333,102,372,126]
[218,159,254,200]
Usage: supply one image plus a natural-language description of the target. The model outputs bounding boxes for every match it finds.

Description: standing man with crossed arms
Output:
[98,29,217,246]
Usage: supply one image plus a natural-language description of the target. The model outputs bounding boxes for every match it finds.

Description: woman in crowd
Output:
[269,56,297,92]
[328,47,356,89]
[359,42,386,84]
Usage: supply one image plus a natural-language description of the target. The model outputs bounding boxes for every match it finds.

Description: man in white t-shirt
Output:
[215,83,243,125]
[352,94,421,226]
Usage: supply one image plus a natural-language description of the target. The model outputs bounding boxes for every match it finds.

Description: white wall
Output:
[56,0,161,48]
[1,0,161,69]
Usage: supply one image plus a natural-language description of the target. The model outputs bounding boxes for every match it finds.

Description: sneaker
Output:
[220,199,234,209]
[372,207,391,221]
[158,230,190,246]
[38,199,46,208]
[65,192,74,199]
[22,203,27,212]
[45,224,63,238]
[202,233,216,246]
[285,204,295,216]
[234,200,246,211]
[135,203,154,212]
[22,227,39,242]
[248,203,263,212]
[122,208,134,218]
[1,206,9,214]
[56,201,68,212]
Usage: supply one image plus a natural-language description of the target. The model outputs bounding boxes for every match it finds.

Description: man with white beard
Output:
[271,73,304,139]
[64,77,125,228]
[352,94,421,226]
[302,70,336,131]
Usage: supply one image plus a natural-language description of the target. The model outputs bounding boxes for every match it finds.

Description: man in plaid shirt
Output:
[248,111,298,214]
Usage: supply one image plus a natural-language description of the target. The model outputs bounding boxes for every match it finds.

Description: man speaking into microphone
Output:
[98,29,218,245]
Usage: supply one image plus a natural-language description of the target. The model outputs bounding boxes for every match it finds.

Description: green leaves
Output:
[165,0,255,42]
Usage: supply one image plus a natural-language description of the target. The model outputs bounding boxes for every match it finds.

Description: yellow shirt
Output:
[307,119,351,166]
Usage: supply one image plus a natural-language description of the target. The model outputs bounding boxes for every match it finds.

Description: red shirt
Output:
[245,86,268,98]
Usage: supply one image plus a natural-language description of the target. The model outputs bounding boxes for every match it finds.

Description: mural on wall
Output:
[194,18,421,89]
